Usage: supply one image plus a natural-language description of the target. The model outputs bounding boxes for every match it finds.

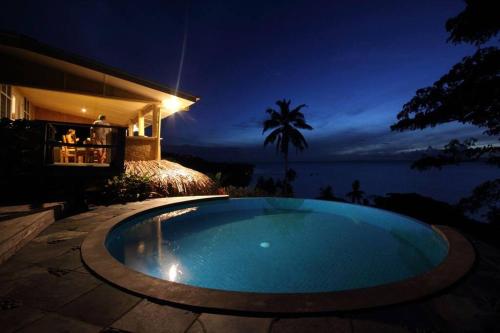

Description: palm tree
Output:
[263,99,313,195]
[346,180,365,204]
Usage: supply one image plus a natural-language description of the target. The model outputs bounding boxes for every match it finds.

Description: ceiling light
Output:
[81,108,87,113]
[162,97,181,112]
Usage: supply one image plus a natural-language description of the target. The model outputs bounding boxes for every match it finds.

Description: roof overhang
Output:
[1,32,199,124]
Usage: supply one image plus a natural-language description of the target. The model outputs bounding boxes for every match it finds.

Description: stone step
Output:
[0,203,65,264]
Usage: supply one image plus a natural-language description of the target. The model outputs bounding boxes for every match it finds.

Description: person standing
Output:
[91,114,110,163]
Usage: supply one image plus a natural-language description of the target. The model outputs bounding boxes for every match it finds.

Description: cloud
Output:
[309,123,491,158]
[166,121,494,163]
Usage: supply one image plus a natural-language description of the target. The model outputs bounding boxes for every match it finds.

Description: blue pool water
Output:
[106,198,448,293]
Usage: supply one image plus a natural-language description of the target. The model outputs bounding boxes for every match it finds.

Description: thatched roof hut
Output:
[124,160,214,195]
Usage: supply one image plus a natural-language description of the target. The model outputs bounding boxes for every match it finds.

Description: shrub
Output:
[101,173,153,204]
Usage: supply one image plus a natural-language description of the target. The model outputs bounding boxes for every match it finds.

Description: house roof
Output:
[0,31,199,103]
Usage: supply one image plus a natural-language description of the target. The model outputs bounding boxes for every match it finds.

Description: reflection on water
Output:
[106,198,449,293]
[153,207,198,223]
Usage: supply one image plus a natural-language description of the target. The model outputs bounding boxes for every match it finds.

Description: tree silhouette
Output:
[263,99,313,195]
[317,185,335,201]
[391,0,499,223]
[346,180,365,204]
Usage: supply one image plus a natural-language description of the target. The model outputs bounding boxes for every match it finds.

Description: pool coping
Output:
[81,195,476,314]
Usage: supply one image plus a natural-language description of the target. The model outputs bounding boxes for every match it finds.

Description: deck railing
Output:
[42,121,126,170]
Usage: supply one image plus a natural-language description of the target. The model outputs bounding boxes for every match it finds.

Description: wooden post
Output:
[127,121,134,137]
[152,105,161,160]
[138,109,145,136]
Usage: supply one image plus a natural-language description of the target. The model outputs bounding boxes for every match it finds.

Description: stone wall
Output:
[125,136,158,161]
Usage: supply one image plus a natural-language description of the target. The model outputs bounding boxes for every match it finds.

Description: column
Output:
[127,121,134,137]
[138,109,145,136]
[152,105,161,160]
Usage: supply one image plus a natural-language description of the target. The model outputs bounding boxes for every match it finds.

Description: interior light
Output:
[133,124,139,132]
[137,241,145,254]
[81,108,87,113]
[162,97,181,112]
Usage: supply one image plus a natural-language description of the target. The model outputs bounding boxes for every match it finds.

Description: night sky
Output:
[0,0,492,162]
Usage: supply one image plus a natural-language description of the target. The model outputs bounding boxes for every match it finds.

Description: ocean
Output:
[252,161,499,204]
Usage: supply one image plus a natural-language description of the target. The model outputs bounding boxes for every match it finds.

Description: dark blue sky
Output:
[1,0,492,161]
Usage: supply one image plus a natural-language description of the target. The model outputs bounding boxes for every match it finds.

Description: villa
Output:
[0,32,199,172]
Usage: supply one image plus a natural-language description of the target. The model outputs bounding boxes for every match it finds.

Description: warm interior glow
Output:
[137,241,145,254]
[162,97,181,112]
[133,124,139,132]
[11,96,16,118]
[81,108,87,113]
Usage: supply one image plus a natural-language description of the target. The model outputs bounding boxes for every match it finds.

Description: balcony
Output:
[42,121,126,171]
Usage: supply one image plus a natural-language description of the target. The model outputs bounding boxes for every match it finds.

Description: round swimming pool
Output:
[82,196,474,312]
[106,197,448,293]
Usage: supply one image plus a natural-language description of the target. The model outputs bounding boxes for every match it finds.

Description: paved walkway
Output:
[1,198,500,333]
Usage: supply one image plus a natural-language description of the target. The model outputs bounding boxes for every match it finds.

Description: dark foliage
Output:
[316,185,345,202]
[286,168,297,182]
[391,2,500,223]
[446,0,500,46]
[275,179,294,197]
[0,118,44,177]
[346,179,365,204]
[391,47,500,137]
[255,176,278,195]
[101,173,153,204]
[459,179,500,223]
[223,174,296,198]
[373,193,472,226]
[163,152,254,187]
[374,192,500,246]
[0,118,46,203]
[411,138,499,170]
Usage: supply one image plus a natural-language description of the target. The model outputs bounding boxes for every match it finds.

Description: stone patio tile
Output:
[461,270,500,302]
[185,319,205,333]
[111,299,197,333]
[351,319,411,333]
[66,211,101,220]
[0,258,38,282]
[74,265,92,274]
[49,219,104,233]
[196,313,272,333]
[37,246,84,270]
[58,283,141,327]
[349,300,445,332]
[17,313,102,333]
[12,235,84,264]
[0,261,47,296]
[70,223,105,233]
[473,241,500,262]
[431,294,481,332]
[0,304,45,333]
[270,317,350,333]
[5,270,102,311]
[35,230,88,242]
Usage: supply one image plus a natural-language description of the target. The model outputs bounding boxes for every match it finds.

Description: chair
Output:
[61,135,77,163]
